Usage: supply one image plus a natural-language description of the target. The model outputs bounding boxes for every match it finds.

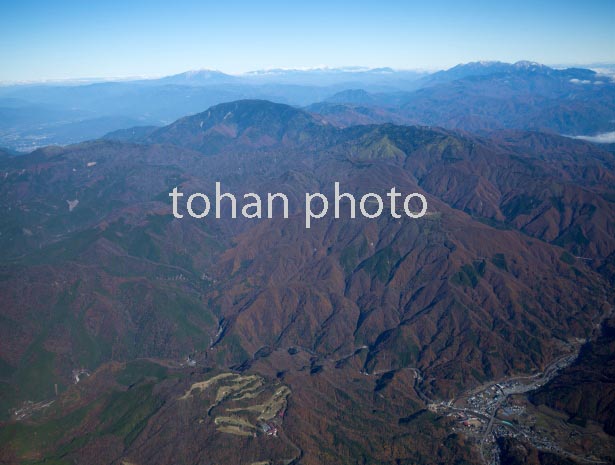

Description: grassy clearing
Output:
[180,372,290,436]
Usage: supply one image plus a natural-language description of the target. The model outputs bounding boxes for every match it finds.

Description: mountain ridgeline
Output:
[2,61,615,151]
[0,99,614,464]
[310,61,615,135]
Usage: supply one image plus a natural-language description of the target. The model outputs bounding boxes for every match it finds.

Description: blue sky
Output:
[0,0,613,81]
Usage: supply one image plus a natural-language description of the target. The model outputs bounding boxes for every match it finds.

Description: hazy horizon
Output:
[1,0,613,82]
[2,61,615,86]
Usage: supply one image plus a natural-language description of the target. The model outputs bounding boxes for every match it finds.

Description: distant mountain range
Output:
[1,61,613,151]
[309,61,615,134]
[1,99,614,464]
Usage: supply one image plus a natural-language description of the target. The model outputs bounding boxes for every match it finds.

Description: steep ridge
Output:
[1,100,614,464]
[206,153,609,397]
[146,99,333,154]
[530,316,615,436]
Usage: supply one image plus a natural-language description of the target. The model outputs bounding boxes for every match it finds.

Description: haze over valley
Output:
[2,61,614,152]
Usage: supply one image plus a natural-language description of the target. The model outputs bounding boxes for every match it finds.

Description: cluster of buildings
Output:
[158,273,187,281]
[467,388,501,414]
[259,422,279,437]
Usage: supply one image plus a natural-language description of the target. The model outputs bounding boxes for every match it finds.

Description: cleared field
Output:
[179,372,290,437]
[178,373,236,400]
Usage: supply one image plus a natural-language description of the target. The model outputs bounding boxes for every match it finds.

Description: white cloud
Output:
[569,78,592,85]
[572,131,615,143]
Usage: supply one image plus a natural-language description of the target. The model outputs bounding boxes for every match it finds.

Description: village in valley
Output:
[428,351,613,465]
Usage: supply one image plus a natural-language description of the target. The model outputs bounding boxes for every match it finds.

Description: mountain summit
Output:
[156,69,237,86]
[147,99,330,153]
